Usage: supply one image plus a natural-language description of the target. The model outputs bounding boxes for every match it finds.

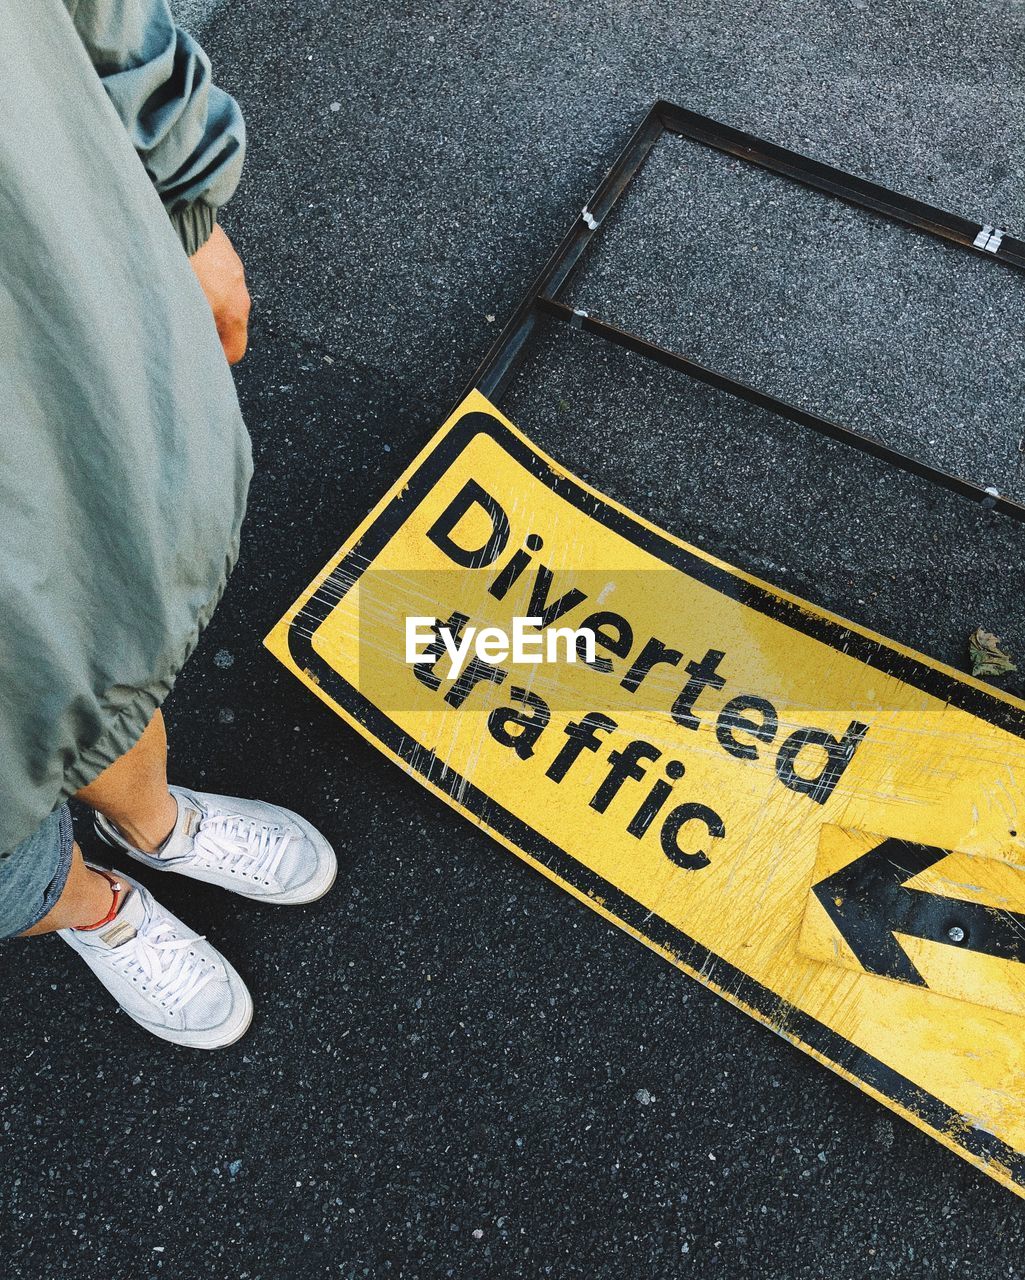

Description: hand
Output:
[189,223,251,364]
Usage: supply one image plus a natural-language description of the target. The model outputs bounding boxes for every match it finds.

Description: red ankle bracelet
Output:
[77,868,125,931]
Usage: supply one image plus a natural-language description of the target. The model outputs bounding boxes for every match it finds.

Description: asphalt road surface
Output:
[4,2,1025,1277]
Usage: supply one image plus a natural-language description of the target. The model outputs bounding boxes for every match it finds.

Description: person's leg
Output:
[5,794,253,1048]
[84,707,337,907]
[20,843,122,936]
[7,702,334,1047]
[75,708,178,853]
[11,708,175,934]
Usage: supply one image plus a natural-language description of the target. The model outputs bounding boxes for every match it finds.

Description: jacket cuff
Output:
[169,202,217,256]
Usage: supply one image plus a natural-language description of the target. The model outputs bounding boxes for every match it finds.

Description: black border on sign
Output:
[286,408,1025,1185]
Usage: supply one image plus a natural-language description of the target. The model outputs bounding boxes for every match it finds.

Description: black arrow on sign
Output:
[812,837,1025,986]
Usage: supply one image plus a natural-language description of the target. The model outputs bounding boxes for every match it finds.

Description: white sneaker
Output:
[95,785,337,906]
[60,872,253,1049]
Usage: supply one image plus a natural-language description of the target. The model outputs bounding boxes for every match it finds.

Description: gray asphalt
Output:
[4,2,1025,1277]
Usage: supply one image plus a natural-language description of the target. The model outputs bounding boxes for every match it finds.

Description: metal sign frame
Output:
[462,100,1025,525]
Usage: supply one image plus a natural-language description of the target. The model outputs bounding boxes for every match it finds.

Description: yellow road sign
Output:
[266,391,1025,1198]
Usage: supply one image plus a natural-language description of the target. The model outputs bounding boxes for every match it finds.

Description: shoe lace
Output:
[108,917,215,1013]
[193,811,293,886]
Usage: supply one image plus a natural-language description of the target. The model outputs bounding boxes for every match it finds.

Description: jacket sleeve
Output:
[66,0,245,254]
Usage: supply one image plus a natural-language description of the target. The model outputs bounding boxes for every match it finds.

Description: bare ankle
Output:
[72,869,127,931]
[20,849,123,937]
[109,791,178,853]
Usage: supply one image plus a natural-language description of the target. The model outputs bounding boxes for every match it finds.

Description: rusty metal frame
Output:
[461,100,1025,525]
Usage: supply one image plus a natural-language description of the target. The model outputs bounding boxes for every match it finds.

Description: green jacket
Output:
[0,0,252,856]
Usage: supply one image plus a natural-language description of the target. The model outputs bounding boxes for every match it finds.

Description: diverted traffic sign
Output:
[266,392,1025,1198]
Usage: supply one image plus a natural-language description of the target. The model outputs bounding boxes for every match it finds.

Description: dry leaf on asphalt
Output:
[968,627,1018,679]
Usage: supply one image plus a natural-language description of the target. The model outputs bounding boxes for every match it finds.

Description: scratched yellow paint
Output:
[800,826,1025,1018]
[266,391,1025,1197]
